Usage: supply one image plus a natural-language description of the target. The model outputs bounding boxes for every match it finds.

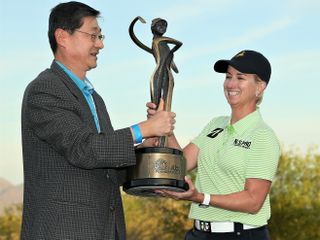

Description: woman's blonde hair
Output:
[255,75,265,105]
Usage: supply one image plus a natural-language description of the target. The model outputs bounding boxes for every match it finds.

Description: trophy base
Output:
[123,147,188,197]
[123,178,188,197]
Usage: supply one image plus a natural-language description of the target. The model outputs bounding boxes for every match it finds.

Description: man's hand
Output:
[139,99,176,138]
[146,98,166,119]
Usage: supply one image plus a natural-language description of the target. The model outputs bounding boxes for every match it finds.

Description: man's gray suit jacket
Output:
[21,61,136,240]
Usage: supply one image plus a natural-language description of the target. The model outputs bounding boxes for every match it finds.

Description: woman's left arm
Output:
[158,177,271,214]
[207,178,271,214]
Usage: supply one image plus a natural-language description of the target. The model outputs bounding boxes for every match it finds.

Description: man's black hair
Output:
[48,1,100,53]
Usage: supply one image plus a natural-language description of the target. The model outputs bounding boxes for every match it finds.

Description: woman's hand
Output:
[137,137,159,148]
[155,176,203,203]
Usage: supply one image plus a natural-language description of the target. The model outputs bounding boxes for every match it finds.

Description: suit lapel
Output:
[92,91,113,134]
[50,61,97,132]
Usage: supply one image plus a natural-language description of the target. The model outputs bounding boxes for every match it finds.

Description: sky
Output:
[1,0,319,185]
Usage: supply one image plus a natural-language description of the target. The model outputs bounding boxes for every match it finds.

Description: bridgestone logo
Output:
[207,128,224,138]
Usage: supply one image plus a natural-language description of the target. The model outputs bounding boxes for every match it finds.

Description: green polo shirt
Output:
[189,109,280,226]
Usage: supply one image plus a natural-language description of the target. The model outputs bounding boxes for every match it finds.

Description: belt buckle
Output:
[199,221,211,232]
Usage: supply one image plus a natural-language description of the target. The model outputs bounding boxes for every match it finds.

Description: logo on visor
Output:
[236,51,245,58]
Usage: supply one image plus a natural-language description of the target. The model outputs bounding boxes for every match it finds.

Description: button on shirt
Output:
[56,61,101,133]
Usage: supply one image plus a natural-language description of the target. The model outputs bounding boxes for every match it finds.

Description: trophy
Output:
[123,16,188,197]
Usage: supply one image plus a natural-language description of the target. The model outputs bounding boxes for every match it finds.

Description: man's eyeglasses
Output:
[75,30,105,42]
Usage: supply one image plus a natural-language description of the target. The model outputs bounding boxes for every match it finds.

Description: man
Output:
[20,2,175,239]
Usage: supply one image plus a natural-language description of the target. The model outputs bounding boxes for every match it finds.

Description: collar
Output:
[226,108,262,135]
[55,60,94,95]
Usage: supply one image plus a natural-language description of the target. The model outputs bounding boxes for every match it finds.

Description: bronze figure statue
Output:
[123,17,187,197]
[129,16,182,147]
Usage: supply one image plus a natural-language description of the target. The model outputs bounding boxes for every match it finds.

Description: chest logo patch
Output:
[233,139,251,149]
[207,128,224,138]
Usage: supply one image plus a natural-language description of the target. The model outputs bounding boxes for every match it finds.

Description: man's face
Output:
[65,16,104,73]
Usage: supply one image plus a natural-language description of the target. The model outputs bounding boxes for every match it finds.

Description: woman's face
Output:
[223,65,265,110]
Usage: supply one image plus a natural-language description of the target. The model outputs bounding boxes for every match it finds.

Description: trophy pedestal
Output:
[123,147,188,197]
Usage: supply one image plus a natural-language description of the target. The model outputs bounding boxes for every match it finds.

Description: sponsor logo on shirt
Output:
[207,128,224,138]
[233,139,251,149]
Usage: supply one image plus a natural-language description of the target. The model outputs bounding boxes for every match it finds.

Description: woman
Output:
[147,50,280,240]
